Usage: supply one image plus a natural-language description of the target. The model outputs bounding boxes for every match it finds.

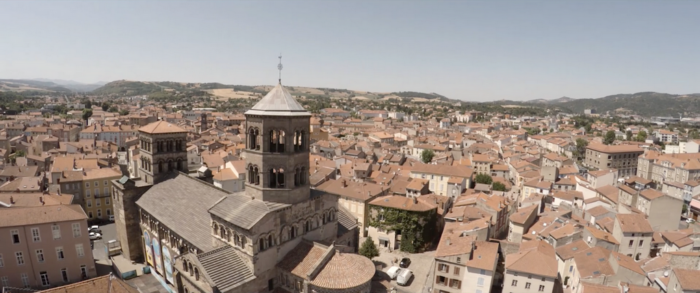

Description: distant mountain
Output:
[32,78,106,92]
[0,79,73,93]
[554,92,700,116]
[525,96,575,104]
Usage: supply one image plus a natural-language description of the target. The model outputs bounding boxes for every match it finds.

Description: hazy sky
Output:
[1,1,698,101]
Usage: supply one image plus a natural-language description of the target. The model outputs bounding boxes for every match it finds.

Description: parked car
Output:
[396,269,413,286]
[88,225,99,231]
[687,218,696,224]
[386,266,402,280]
[89,232,102,240]
[399,257,411,268]
[109,215,115,221]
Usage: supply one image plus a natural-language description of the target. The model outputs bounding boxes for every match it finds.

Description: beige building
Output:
[410,164,473,198]
[316,179,387,237]
[81,168,122,221]
[432,223,499,293]
[0,205,96,289]
[584,143,644,177]
[507,204,539,243]
[637,151,700,186]
[504,240,558,293]
[611,214,653,261]
[667,268,700,293]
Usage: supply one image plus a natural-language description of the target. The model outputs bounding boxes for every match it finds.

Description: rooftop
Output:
[245,83,310,117]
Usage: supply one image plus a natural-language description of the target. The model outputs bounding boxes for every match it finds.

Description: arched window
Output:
[305,220,311,233]
[212,222,218,234]
[188,263,193,276]
[269,130,278,152]
[234,234,241,247]
[277,169,285,188]
[268,235,274,248]
[183,260,188,272]
[300,167,307,185]
[158,161,164,173]
[194,268,200,281]
[259,237,266,251]
[278,130,285,152]
[269,169,276,188]
[219,226,225,238]
[291,225,297,239]
[294,167,300,187]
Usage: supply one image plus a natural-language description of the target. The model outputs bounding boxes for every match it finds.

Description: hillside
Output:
[555,92,700,116]
[0,79,73,93]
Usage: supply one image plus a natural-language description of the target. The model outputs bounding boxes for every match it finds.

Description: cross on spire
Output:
[277,54,283,84]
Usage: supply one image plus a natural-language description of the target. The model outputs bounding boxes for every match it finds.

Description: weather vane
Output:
[278,54,283,84]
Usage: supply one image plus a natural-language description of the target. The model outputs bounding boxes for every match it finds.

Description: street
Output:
[91,223,117,277]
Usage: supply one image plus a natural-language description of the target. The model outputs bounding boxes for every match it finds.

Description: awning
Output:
[378,236,390,242]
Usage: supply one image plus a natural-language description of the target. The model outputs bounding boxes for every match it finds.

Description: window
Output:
[476,290,482,293]
[85,182,90,188]
[94,181,99,187]
[88,212,93,219]
[80,265,87,279]
[16,252,24,265]
[569,265,573,272]
[438,263,450,273]
[539,285,545,291]
[40,271,50,286]
[94,189,99,197]
[454,266,460,275]
[21,274,29,287]
[477,277,484,286]
[436,275,447,285]
[0,254,3,267]
[11,230,19,243]
[628,240,634,248]
[76,244,84,257]
[31,228,41,242]
[449,279,461,289]
[525,282,531,289]
[268,279,274,291]
[52,224,61,240]
[639,240,644,247]
[97,209,102,218]
[36,249,45,262]
[86,189,90,198]
[105,192,110,204]
[87,200,92,208]
[61,268,69,282]
[1,276,8,288]
[511,280,518,286]
[72,223,81,237]
[104,180,108,186]
[56,247,64,260]
[480,269,486,275]
[96,199,101,207]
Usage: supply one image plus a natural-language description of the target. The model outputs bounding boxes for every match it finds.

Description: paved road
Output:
[91,223,117,276]
[373,248,436,293]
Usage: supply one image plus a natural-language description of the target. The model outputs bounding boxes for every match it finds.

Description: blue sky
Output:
[1,1,698,101]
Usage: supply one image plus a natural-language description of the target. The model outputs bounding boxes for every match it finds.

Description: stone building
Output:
[112,81,374,293]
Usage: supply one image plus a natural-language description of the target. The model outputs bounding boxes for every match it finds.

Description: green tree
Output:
[604,130,616,145]
[574,138,588,160]
[637,130,647,142]
[359,237,379,260]
[689,130,700,140]
[626,130,633,141]
[101,102,110,111]
[82,109,93,121]
[420,149,435,163]
[119,109,130,116]
[475,174,493,185]
[108,106,119,113]
[492,182,507,191]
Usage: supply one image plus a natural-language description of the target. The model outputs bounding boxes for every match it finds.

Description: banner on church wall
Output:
[153,236,163,275]
[161,239,174,284]
[144,231,154,267]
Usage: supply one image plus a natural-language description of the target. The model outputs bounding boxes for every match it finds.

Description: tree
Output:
[492,182,507,191]
[82,109,93,121]
[626,130,633,141]
[101,102,110,111]
[119,109,130,116]
[575,138,588,159]
[689,130,700,140]
[359,237,379,260]
[604,130,616,145]
[475,174,493,185]
[637,130,648,142]
[420,149,435,163]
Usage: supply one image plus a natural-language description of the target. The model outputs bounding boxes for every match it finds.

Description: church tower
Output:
[137,121,189,184]
[244,78,311,205]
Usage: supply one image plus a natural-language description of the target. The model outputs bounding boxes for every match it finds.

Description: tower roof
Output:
[245,83,310,117]
[139,120,187,134]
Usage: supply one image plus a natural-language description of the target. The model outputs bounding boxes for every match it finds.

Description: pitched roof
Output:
[37,274,139,293]
[208,192,289,230]
[0,204,86,228]
[139,121,187,134]
[505,240,558,278]
[245,83,310,116]
[616,213,653,233]
[196,245,255,291]
[136,175,229,251]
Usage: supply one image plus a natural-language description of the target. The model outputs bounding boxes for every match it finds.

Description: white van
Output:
[396,269,413,286]
[386,266,402,280]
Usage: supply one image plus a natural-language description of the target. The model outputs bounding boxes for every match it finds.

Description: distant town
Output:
[0,77,699,293]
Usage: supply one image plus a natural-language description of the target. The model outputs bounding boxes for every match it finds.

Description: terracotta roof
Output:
[587,143,644,154]
[585,226,619,244]
[616,214,653,233]
[572,246,615,279]
[369,195,436,212]
[639,188,664,201]
[596,185,619,204]
[139,120,187,134]
[509,204,538,225]
[505,240,557,278]
[411,163,473,178]
[0,204,86,228]
[37,274,138,293]
[555,239,591,260]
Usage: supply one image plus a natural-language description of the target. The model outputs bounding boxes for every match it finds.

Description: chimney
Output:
[10,196,14,204]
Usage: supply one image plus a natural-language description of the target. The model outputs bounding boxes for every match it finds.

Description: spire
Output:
[277,54,283,84]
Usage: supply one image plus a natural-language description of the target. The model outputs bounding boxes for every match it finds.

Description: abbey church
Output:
[111,81,374,293]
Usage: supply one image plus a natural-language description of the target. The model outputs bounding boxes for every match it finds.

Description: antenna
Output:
[278,54,283,84]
